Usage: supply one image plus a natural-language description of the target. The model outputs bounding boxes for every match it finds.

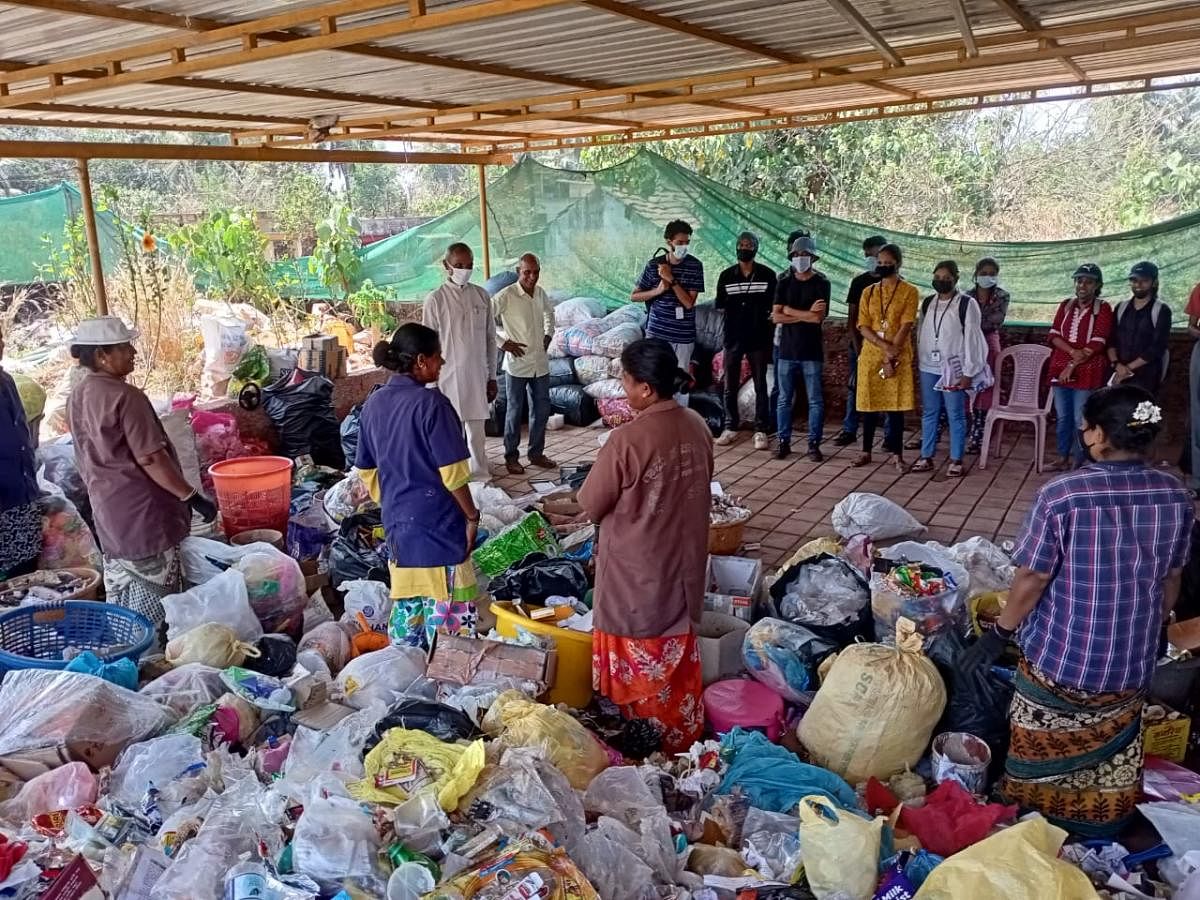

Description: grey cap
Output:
[788,234,819,259]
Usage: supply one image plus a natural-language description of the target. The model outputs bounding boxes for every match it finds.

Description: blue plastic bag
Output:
[64,650,138,690]
[718,728,859,813]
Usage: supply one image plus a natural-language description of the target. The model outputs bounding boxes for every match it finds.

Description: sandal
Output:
[910,458,934,473]
[947,461,964,478]
[886,454,904,473]
[851,453,872,468]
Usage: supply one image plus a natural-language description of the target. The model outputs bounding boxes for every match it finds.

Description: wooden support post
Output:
[478,164,491,279]
[75,158,108,315]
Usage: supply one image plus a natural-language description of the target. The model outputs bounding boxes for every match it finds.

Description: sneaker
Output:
[715,430,738,446]
[527,454,557,469]
[807,446,824,463]
[753,432,769,451]
[505,459,525,475]
[833,431,857,447]
[775,441,791,460]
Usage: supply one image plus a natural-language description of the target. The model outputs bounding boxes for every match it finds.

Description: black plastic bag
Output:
[37,442,93,529]
[364,698,481,750]
[548,357,577,388]
[339,384,381,466]
[244,634,298,677]
[693,301,725,353]
[549,384,598,427]
[329,510,389,589]
[490,552,589,605]
[687,390,725,437]
[262,370,345,469]
[769,553,874,649]
[926,629,1015,781]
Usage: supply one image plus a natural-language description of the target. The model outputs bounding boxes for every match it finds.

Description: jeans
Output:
[863,411,905,455]
[670,341,693,407]
[503,373,550,460]
[843,345,860,436]
[1191,343,1200,489]
[1053,386,1092,463]
[722,345,770,432]
[776,358,824,447]
[768,345,780,432]
[919,370,968,460]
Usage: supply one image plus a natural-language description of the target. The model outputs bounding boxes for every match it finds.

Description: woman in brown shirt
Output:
[579,338,714,753]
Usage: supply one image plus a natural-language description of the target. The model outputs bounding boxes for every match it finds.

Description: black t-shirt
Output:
[847,270,882,308]
[714,262,777,350]
[777,271,831,361]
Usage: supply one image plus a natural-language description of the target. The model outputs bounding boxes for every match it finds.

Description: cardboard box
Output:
[301,334,341,353]
[704,555,763,623]
[697,611,750,686]
[298,346,347,379]
[1143,699,1192,764]
[427,633,557,697]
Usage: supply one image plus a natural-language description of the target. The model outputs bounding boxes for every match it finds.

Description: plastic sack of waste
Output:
[925,629,1014,777]
[555,297,607,327]
[463,748,586,853]
[490,552,589,605]
[472,512,559,579]
[600,303,646,330]
[562,320,606,357]
[573,355,612,385]
[769,554,872,648]
[323,470,377,525]
[593,322,643,358]
[596,396,636,428]
[64,649,138,689]
[391,790,452,856]
[37,491,101,570]
[832,492,926,541]
[741,807,802,883]
[0,669,176,769]
[220,666,294,713]
[427,831,600,900]
[108,734,203,807]
[200,315,250,393]
[799,619,947,785]
[0,761,97,822]
[797,795,884,900]
[164,568,262,643]
[292,782,384,890]
[37,442,90,524]
[340,579,392,633]
[283,703,387,786]
[574,818,656,900]
[299,621,351,675]
[234,550,306,639]
[287,503,334,564]
[582,377,627,400]
[872,542,970,643]
[139,664,227,717]
[335,644,426,709]
[741,618,837,703]
[178,536,275,585]
[947,536,1015,595]
[349,728,485,809]
[166,622,261,669]
[262,370,345,469]
[329,509,389,589]
[366,699,480,749]
[913,818,1099,900]
[736,367,775,426]
[482,690,608,790]
[221,863,319,900]
[244,633,298,678]
[718,728,858,814]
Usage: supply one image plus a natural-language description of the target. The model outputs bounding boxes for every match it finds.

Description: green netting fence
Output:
[0,183,125,285]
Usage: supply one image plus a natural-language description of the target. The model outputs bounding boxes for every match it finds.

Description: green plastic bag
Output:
[471,512,559,579]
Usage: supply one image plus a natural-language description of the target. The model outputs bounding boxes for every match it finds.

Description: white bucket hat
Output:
[70,316,139,346]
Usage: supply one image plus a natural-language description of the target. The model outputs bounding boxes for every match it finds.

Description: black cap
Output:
[1072,262,1103,283]
[1128,260,1159,280]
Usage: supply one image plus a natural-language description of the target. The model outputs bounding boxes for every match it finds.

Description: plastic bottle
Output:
[224,860,268,900]
[259,735,292,776]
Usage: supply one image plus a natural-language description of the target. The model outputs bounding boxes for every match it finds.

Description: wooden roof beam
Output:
[0,139,511,164]
[947,0,978,57]
[821,0,903,67]
[0,114,228,133]
[989,0,1085,80]
[13,99,311,126]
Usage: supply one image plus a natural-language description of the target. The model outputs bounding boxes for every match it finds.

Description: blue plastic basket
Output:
[0,601,154,675]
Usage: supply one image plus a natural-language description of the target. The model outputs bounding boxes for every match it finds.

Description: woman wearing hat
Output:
[1108,261,1171,396]
[0,324,42,580]
[67,317,216,625]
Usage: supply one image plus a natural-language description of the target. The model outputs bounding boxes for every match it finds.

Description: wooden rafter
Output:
[821,0,903,67]
[14,100,311,126]
[0,115,228,133]
[947,0,978,57]
[0,139,511,164]
[988,0,1085,80]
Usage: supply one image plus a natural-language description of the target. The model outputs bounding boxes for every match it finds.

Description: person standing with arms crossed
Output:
[772,235,830,461]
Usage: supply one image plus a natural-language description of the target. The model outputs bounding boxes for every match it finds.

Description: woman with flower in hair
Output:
[962,384,1193,836]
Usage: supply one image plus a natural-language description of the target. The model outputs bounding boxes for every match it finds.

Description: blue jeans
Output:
[504,373,550,460]
[777,359,824,447]
[920,370,968,461]
[1053,386,1092,463]
[844,345,860,436]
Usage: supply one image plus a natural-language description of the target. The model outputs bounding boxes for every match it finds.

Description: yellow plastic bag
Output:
[915,818,1101,899]
[349,728,485,811]
[164,623,260,669]
[798,618,946,783]
[481,691,608,790]
[796,795,883,900]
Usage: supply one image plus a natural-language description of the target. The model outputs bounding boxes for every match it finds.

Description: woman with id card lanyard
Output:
[911,260,987,478]
[852,243,917,472]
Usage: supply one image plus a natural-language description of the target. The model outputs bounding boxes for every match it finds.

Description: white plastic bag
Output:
[592,322,643,358]
[1138,802,1200,857]
[583,378,626,400]
[200,315,249,382]
[283,703,387,786]
[554,297,606,327]
[796,795,883,900]
[573,355,612,385]
[831,492,926,541]
[334,644,426,709]
[340,580,393,633]
[180,536,280,585]
[948,536,1015,595]
[292,781,383,889]
[164,568,262,642]
[109,734,204,806]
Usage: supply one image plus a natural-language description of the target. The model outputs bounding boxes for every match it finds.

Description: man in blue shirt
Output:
[632,219,705,403]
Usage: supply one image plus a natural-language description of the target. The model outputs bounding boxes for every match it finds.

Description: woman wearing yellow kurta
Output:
[854,243,917,471]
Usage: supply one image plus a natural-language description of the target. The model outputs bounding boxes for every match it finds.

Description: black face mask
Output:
[876,263,897,278]
[932,279,955,295]
[736,248,756,263]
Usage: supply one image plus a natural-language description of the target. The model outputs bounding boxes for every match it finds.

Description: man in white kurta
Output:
[422,242,497,479]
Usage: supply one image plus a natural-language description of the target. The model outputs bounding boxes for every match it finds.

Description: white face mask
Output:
[976,275,998,289]
[866,254,879,272]
[671,244,689,260]
[791,257,812,274]
[449,267,473,286]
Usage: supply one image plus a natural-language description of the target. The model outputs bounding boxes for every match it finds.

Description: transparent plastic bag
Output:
[554,298,606,327]
[350,729,485,810]
[165,622,260,669]
[583,765,664,827]
[292,781,383,890]
[164,568,262,643]
[742,618,837,704]
[299,621,351,675]
[482,691,608,790]
[0,761,97,822]
[741,807,801,883]
[37,491,102,570]
[947,536,1015,595]
[109,734,204,806]
[282,702,387,786]
[179,536,278,585]
[391,790,451,855]
[234,550,307,638]
[335,644,426,709]
[778,557,868,627]
[831,492,925,541]
[574,817,656,900]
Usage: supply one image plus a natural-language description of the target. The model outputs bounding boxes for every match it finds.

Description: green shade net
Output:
[0,183,124,285]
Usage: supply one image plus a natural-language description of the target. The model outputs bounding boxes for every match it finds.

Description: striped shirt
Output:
[639,255,705,344]
[714,262,776,350]
[1013,460,1194,692]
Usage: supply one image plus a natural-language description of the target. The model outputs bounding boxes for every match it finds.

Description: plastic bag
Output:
[165,622,261,669]
[244,633,298,677]
[200,315,250,384]
[718,728,858,814]
[832,492,926,541]
[283,703,387,786]
[64,649,138,690]
[742,618,837,703]
[573,355,612,385]
[287,503,334,563]
[335,644,426,709]
[140,663,228,717]
[37,442,91,525]
[741,807,801,883]
[323,470,377,525]
[897,780,1016,857]
[582,377,626,400]
[109,734,204,806]
[596,396,635,428]
[0,761,97,822]
[593,322,643,358]
[179,536,278,585]
[164,568,262,643]
[771,554,872,648]
[299,621,352,675]
[340,402,365,466]
[482,691,609,790]
[430,832,600,900]
[472,512,559,580]
[340,579,392,633]
[872,542,970,643]
[600,304,645,330]
[220,665,295,712]
[291,785,385,892]
[234,550,306,638]
[926,629,1013,776]
[563,320,606,357]
[798,620,947,784]
[554,297,606,327]
[947,536,1015,596]
[548,357,577,387]
[349,728,485,809]
[37,491,101,570]
[489,552,589,605]
[366,699,480,748]
[262,370,345,468]
[913,818,1099,899]
[549,383,599,427]
[1138,801,1200,857]
[797,795,884,900]
[329,510,389,589]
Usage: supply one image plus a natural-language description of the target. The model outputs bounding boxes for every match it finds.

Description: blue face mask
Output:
[976,275,998,289]
[791,257,812,274]
[672,244,689,260]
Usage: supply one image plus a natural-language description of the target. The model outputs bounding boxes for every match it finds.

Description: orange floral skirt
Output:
[593,629,704,755]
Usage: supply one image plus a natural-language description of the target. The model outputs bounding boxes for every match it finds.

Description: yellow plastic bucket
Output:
[490,601,594,709]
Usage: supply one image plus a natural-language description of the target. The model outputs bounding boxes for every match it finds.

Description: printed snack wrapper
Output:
[427,831,599,900]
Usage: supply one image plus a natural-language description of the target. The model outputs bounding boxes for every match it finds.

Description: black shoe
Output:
[807,446,824,463]
[833,431,856,447]
[775,442,791,460]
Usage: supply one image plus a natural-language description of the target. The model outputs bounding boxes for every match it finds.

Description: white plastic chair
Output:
[978,344,1053,473]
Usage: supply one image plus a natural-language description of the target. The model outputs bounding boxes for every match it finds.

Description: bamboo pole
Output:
[75,158,108,316]
[478,164,491,280]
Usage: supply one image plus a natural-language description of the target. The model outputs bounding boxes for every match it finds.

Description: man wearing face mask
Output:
[713,231,776,450]
[835,235,888,447]
[772,235,830,461]
[1108,261,1171,396]
[422,242,498,480]
[632,220,705,399]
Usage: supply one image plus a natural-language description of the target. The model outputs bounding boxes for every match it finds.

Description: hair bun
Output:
[371,340,397,369]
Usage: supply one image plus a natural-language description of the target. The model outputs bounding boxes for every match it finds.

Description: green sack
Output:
[472,512,559,579]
